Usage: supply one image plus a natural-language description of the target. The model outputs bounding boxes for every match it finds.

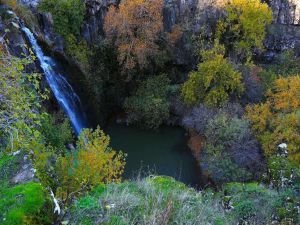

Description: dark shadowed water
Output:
[106,124,201,187]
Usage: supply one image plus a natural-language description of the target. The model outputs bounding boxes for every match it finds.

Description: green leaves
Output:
[39,0,85,37]
[124,75,170,129]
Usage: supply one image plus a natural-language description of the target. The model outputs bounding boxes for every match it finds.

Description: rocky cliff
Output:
[16,0,300,58]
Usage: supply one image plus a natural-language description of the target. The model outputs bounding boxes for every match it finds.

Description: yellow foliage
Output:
[268,76,300,112]
[56,127,126,202]
[246,75,300,164]
[217,0,272,60]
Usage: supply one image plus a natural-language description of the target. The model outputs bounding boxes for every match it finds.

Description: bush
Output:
[38,0,89,68]
[40,113,72,153]
[0,0,17,9]
[224,182,277,224]
[240,65,264,104]
[55,127,126,203]
[182,103,244,134]
[267,156,300,189]
[200,113,263,184]
[124,75,170,129]
[259,51,300,92]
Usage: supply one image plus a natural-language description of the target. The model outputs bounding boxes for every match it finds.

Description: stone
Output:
[11,156,36,184]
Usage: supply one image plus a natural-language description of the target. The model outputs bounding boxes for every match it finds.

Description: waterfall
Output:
[21,27,86,135]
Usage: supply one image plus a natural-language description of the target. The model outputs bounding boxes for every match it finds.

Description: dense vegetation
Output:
[0,0,300,224]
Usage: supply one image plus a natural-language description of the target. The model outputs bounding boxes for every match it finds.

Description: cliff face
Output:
[18,0,300,57]
[266,0,300,56]
[82,0,117,43]
[270,0,300,25]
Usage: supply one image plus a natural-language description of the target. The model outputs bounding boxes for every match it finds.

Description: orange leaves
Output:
[104,0,164,73]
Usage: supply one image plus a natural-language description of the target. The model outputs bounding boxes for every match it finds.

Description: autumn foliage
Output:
[104,0,164,73]
[181,44,244,106]
[217,0,272,60]
[246,76,300,164]
[56,127,126,202]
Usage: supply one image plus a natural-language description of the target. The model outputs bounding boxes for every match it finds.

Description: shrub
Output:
[38,0,89,68]
[240,65,264,104]
[40,113,72,153]
[0,0,17,9]
[0,47,45,153]
[267,156,300,189]
[55,127,126,203]
[124,75,170,129]
[181,44,244,106]
[224,182,277,224]
[182,103,244,134]
[200,113,263,184]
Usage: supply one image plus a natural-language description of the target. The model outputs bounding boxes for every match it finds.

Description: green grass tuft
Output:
[0,182,48,225]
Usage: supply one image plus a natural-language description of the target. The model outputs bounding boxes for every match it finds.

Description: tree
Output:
[181,44,244,106]
[0,46,46,153]
[124,75,170,129]
[104,0,164,74]
[246,76,300,164]
[217,0,272,61]
[56,127,126,203]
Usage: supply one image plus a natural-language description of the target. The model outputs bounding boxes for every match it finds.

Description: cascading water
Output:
[21,27,86,135]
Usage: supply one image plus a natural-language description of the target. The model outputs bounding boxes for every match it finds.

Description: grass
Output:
[70,176,230,225]
[0,153,51,225]
[0,182,49,225]
[70,176,300,225]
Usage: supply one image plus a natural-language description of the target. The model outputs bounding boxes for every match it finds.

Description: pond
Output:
[106,124,201,187]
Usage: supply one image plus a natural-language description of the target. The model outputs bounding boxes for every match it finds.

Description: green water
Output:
[106,124,201,187]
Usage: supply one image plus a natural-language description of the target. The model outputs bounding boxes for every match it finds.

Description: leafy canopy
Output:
[181,44,244,106]
[217,0,272,60]
[104,0,164,74]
